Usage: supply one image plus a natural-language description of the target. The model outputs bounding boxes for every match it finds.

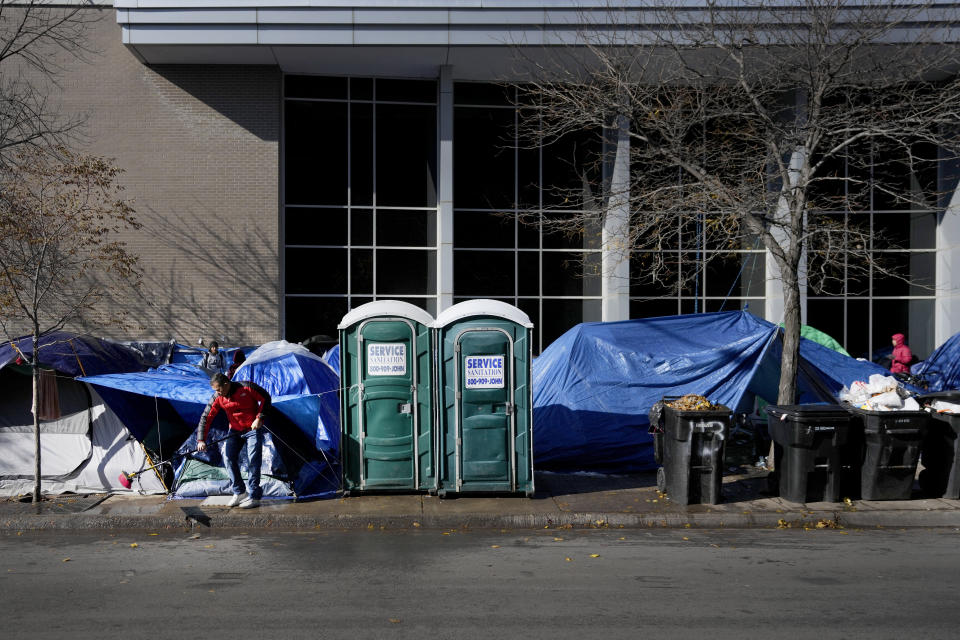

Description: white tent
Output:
[0,368,165,496]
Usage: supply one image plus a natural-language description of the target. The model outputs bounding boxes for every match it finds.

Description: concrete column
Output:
[437,66,454,313]
[936,171,960,346]
[765,147,808,325]
[602,110,631,321]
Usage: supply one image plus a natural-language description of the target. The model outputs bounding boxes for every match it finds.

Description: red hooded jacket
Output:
[890,333,912,374]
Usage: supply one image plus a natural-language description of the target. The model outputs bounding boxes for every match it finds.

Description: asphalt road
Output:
[1,526,958,639]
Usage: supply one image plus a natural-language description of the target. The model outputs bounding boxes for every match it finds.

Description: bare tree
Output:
[0,146,140,502]
[0,0,100,164]
[512,0,960,404]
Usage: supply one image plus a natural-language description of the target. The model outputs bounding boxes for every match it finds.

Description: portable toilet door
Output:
[433,299,534,496]
[338,301,435,493]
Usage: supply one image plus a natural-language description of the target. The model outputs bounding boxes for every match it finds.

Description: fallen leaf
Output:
[62,558,70,562]
[590,554,600,558]
[565,557,572,562]
[491,545,500,549]
[389,619,401,624]
[204,544,214,549]
[553,537,563,541]
[148,533,158,536]
[412,522,421,528]
[129,543,138,548]
[442,532,451,536]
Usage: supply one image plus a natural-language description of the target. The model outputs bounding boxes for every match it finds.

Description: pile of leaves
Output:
[667,394,727,411]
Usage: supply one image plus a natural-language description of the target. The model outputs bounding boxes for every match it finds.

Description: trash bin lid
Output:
[432,299,533,329]
[337,300,434,329]
[767,404,852,422]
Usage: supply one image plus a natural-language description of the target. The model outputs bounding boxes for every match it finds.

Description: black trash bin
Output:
[656,398,731,506]
[917,392,960,499]
[842,404,929,501]
[766,405,852,504]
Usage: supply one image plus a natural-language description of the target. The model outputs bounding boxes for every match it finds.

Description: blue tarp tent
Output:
[322,344,340,375]
[0,332,144,376]
[532,311,902,473]
[80,341,341,498]
[912,332,960,392]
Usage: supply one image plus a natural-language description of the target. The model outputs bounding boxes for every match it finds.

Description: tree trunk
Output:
[31,334,41,503]
[778,272,802,406]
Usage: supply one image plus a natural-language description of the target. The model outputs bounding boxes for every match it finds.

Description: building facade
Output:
[47,1,960,358]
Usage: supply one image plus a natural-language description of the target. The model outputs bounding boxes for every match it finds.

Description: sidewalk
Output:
[4,468,960,532]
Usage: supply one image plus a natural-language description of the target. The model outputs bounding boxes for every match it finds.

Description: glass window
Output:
[375,104,437,207]
[807,251,846,296]
[286,248,346,294]
[541,299,598,350]
[515,298,541,353]
[872,251,935,297]
[351,209,373,246]
[807,299,846,350]
[846,298,869,359]
[376,79,437,103]
[630,299,680,319]
[351,103,373,206]
[517,110,540,208]
[454,107,515,209]
[375,249,436,295]
[517,251,539,296]
[454,211,515,249]
[285,75,347,100]
[541,128,602,209]
[808,153,847,211]
[350,78,373,101]
[542,252,585,296]
[454,82,513,106]
[454,250,515,297]
[542,212,589,249]
[285,208,347,246]
[377,210,436,247]
[391,297,436,316]
[285,296,348,343]
[351,249,373,294]
[873,211,936,250]
[285,101,348,205]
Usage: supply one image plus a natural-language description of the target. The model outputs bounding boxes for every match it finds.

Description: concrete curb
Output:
[3,508,960,532]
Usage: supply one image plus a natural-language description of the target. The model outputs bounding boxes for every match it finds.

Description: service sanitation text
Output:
[464,355,505,389]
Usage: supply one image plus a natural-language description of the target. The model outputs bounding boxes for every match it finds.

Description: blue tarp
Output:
[79,340,341,498]
[912,332,960,392]
[532,311,902,473]
[323,344,340,375]
[0,332,144,376]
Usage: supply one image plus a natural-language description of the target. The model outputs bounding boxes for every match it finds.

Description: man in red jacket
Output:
[890,333,913,375]
[197,373,271,509]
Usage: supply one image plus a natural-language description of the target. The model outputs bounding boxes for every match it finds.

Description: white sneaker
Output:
[238,497,260,509]
[227,492,247,507]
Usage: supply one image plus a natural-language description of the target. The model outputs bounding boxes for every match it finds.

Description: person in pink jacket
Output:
[890,333,913,374]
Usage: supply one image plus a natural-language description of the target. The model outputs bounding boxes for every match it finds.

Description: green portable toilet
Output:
[338,301,435,493]
[433,299,534,497]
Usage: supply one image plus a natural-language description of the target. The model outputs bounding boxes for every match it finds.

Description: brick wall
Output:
[51,8,282,344]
